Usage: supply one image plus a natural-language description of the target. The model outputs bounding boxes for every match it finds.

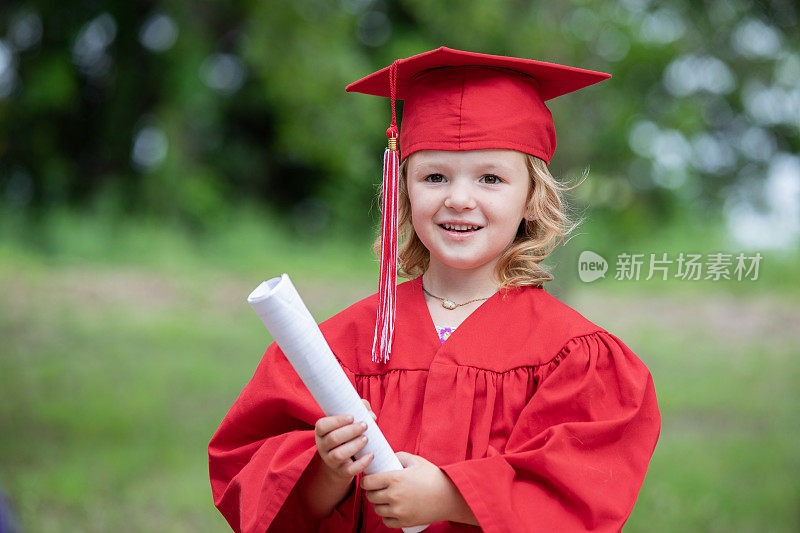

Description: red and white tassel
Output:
[372,62,400,364]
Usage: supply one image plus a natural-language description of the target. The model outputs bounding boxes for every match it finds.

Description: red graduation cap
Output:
[346,46,610,364]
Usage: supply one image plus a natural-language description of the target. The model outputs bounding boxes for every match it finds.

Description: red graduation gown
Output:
[209,277,660,532]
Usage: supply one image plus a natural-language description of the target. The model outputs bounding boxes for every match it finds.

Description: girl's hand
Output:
[314,399,377,481]
[360,452,478,528]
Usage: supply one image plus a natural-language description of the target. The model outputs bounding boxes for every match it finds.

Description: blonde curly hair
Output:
[373,153,584,289]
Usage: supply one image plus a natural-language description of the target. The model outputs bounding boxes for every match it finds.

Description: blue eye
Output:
[425,174,445,183]
[481,174,501,184]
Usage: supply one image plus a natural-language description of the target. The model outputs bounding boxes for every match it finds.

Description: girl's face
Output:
[406,149,530,276]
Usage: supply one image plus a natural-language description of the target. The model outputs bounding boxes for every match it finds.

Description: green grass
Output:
[1,208,798,531]
[0,205,379,281]
[602,296,800,532]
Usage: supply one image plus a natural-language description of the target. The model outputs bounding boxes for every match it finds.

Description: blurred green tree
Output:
[0,0,797,247]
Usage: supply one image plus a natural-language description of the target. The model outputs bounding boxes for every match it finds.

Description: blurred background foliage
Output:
[1,0,799,532]
[0,0,798,247]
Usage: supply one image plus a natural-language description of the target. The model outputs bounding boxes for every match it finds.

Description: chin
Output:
[433,255,493,272]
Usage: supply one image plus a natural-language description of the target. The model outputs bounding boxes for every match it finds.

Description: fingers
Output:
[319,421,368,454]
[395,451,416,468]
[372,504,405,529]
[360,471,395,491]
[315,414,375,477]
[372,503,393,517]
[317,421,366,457]
[328,431,368,463]
[314,414,355,439]
[364,487,391,505]
[313,401,379,479]
[342,450,374,477]
[361,398,378,420]
[315,403,375,440]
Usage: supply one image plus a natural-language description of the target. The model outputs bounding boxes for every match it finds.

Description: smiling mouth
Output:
[439,223,483,233]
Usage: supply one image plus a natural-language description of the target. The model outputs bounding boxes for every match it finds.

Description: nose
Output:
[443,180,476,211]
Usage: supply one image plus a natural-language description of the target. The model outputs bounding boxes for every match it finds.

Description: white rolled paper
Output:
[248,274,427,533]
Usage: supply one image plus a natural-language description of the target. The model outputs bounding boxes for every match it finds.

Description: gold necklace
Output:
[421,281,493,310]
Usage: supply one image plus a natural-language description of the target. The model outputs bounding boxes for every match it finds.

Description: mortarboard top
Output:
[346,46,610,102]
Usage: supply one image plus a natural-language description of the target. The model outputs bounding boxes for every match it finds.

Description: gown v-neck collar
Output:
[409,276,503,349]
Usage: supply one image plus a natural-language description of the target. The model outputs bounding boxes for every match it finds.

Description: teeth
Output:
[442,223,480,231]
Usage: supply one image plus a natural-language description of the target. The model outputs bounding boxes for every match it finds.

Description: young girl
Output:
[209,47,660,532]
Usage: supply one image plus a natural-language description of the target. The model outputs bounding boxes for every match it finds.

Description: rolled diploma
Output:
[248,274,427,533]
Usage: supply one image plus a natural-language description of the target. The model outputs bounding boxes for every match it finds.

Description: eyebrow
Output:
[411,161,516,174]
[478,162,516,173]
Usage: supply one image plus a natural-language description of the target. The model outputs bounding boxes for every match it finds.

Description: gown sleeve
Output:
[208,342,361,533]
[440,330,660,533]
